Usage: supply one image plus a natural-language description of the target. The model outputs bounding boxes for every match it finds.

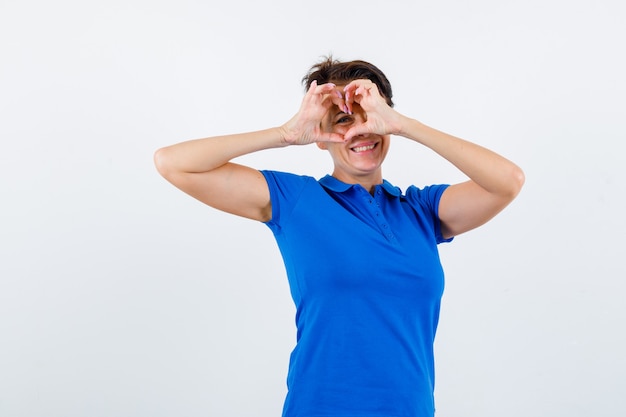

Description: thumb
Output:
[344,124,370,142]
[318,131,346,143]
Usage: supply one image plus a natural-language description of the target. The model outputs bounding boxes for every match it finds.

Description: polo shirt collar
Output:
[319,175,402,197]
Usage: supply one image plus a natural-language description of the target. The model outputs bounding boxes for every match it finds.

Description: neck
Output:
[331,170,383,194]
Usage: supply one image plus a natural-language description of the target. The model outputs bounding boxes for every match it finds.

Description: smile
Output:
[351,143,377,153]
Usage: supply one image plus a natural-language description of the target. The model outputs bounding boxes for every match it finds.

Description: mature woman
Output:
[154,56,524,417]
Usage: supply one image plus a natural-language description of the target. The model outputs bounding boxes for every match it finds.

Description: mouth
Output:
[350,142,378,153]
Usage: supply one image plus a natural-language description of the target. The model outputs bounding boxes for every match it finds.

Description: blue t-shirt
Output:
[261,171,452,417]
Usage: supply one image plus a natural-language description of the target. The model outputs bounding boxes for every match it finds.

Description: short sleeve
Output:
[404,184,453,244]
[260,170,315,232]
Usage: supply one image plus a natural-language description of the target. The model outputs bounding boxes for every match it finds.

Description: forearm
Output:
[154,127,288,176]
[397,117,525,197]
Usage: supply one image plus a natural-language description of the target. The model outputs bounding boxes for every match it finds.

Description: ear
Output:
[316,142,328,150]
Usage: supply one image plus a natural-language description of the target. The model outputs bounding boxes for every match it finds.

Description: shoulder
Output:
[261,170,315,183]
[261,170,318,194]
[261,170,322,227]
[403,183,450,214]
[404,183,450,199]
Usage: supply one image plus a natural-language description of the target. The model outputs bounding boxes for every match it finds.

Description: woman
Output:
[154,57,524,417]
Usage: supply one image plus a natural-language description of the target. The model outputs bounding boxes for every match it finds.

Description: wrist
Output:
[275,124,295,147]
[393,114,420,138]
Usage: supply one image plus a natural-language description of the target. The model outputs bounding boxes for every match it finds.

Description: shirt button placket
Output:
[376,188,395,241]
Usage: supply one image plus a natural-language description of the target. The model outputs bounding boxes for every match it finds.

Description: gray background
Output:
[1,0,624,416]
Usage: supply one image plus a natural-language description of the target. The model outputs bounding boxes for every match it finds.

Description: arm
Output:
[154,81,346,222]
[154,128,285,222]
[342,80,525,239]
[395,119,525,239]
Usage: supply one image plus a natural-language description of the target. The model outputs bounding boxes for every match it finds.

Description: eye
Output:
[335,115,352,125]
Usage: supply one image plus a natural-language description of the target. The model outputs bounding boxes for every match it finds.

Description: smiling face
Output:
[318,86,390,187]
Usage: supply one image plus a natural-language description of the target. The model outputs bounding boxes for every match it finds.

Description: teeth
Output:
[352,144,375,152]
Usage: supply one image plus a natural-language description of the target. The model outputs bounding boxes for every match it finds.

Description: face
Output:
[318,86,390,185]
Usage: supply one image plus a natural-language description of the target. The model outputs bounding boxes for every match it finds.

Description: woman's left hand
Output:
[342,79,403,141]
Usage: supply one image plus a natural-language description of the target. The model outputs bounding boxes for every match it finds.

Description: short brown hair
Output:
[302,56,394,107]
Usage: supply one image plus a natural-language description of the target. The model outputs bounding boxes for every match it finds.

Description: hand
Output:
[279,81,348,145]
[343,79,402,141]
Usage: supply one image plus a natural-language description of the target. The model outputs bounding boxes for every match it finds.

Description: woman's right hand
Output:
[279,81,348,146]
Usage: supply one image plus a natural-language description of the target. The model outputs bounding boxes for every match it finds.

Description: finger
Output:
[355,85,370,97]
[309,83,344,112]
[317,132,346,143]
[326,92,348,114]
[344,124,370,142]
[344,89,353,114]
[301,82,337,119]
[315,85,347,114]
[314,82,339,96]
[306,81,336,102]
[302,80,320,107]
[344,79,373,93]
[345,79,376,97]
[355,82,377,99]
[344,87,356,115]
[306,79,318,96]
[343,79,371,113]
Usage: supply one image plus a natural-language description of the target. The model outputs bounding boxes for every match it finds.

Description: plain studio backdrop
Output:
[1,0,624,416]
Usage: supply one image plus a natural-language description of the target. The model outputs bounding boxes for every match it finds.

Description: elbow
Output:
[153,147,173,178]
[507,164,526,199]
